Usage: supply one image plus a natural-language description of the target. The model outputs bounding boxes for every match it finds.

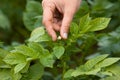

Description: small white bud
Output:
[57,36,62,40]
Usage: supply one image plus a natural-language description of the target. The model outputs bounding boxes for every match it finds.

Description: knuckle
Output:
[63,23,70,28]
[42,0,55,9]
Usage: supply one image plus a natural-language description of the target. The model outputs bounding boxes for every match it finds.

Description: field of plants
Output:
[0,0,120,80]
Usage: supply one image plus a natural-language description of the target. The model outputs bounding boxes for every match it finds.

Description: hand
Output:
[42,0,81,41]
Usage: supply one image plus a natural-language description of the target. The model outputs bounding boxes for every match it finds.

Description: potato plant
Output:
[0,0,120,80]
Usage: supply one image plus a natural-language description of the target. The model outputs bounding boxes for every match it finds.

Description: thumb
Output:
[60,11,74,39]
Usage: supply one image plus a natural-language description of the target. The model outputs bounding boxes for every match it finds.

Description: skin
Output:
[42,0,81,41]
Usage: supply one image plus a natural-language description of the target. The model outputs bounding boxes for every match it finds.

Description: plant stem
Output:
[62,60,67,80]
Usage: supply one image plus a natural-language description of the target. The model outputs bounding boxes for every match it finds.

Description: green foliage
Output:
[26,62,44,80]
[0,0,29,43]
[84,54,109,70]
[79,14,111,33]
[29,27,51,42]
[64,54,120,79]
[1,13,117,80]
[0,10,10,30]
[52,46,65,59]
[40,52,55,68]
[4,53,26,65]
[23,0,43,31]
[0,69,13,80]
[0,0,120,80]
[98,26,120,56]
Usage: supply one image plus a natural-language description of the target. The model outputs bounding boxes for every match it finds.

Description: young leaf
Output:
[52,46,65,59]
[89,18,111,31]
[29,27,51,42]
[29,27,45,41]
[70,65,85,77]
[72,68,101,77]
[14,45,38,59]
[64,69,74,78]
[33,34,51,42]
[79,14,91,31]
[28,42,44,55]
[95,58,120,68]
[21,62,30,73]
[39,52,55,68]
[70,22,79,35]
[84,54,109,70]
[30,27,45,37]
[84,68,101,75]
[14,63,27,74]
[40,54,55,68]
[4,53,26,65]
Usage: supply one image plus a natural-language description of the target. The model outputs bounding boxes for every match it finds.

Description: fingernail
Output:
[63,33,68,39]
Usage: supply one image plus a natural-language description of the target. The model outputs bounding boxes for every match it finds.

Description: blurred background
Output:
[0,0,27,44]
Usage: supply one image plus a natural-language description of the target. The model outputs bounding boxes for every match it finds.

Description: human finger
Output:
[42,1,57,41]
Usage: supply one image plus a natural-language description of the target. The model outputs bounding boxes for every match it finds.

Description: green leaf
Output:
[79,14,91,32]
[26,0,42,13]
[34,33,52,42]
[29,27,51,42]
[52,46,65,59]
[79,14,111,33]
[0,49,10,68]
[23,0,42,31]
[0,10,11,30]
[70,22,79,35]
[14,63,27,74]
[89,18,111,31]
[0,48,10,58]
[0,69,12,80]
[95,58,120,68]
[29,27,45,42]
[30,27,45,37]
[97,71,113,78]
[84,54,109,70]
[64,69,74,78]
[28,42,44,55]
[106,64,120,78]
[0,58,11,68]
[92,0,114,11]
[71,66,101,77]
[14,45,38,59]
[28,63,44,80]
[0,69,21,80]
[4,53,26,65]
[40,51,55,68]
[10,69,22,80]
[101,76,119,80]
[23,12,38,31]
[84,68,101,75]
[21,62,30,73]
[34,16,43,27]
